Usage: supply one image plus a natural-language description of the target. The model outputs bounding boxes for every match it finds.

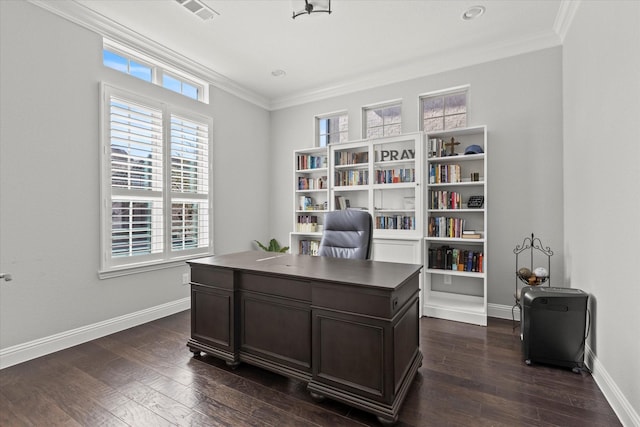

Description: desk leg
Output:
[225,360,241,369]
[377,414,399,426]
[309,391,325,402]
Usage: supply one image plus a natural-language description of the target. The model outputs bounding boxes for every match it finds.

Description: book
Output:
[462,233,482,239]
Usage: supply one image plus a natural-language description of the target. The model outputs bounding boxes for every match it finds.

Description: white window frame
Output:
[103,39,209,104]
[315,110,349,147]
[419,85,470,132]
[362,100,402,139]
[99,83,213,278]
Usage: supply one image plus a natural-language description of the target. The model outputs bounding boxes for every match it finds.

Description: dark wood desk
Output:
[187,251,422,425]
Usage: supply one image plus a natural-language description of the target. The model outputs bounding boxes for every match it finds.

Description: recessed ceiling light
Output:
[271,69,287,77]
[462,5,485,21]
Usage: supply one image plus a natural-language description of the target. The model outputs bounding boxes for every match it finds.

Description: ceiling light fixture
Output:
[175,0,219,21]
[461,5,485,21]
[292,0,331,19]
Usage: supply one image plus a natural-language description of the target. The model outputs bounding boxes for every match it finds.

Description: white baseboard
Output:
[585,344,640,427]
[0,297,190,370]
[488,302,520,321]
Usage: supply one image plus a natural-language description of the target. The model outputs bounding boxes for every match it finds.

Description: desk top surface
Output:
[188,251,422,290]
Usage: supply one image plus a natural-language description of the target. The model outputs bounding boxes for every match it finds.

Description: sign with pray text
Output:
[378,149,415,161]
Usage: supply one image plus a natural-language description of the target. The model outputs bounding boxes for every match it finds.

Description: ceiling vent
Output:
[175,0,219,21]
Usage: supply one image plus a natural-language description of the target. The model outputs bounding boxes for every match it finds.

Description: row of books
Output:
[428,246,484,273]
[297,176,327,190]
[334,196,350,210]
[428,216,465,238]
[375,168,415,184]
[335,170,369,186]
[299,239,320,256]
[297,154,326,170]
[429,190,462,210]
[428,163,462,184]
[296,215,318,232]
[428,138,449,158]
[335,151,368,166]
[376,215,416,230]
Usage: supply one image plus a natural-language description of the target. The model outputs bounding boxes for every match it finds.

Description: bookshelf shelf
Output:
[426,268,485,278]
[376,208,416,213]
[334,163,368,170]
[371,182,416,190]
[429,181,484,187]
[427,208,484,213]
[424,125,488,326]
[429,153,484,163]
[295,188,327,193]
[426,237,485,244]
[291,231,322,237]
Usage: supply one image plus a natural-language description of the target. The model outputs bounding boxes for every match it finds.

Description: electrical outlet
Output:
[444,275,452,285]
[182,273,190,285]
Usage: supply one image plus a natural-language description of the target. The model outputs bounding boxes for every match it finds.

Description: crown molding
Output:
[28,0,564,112]
[27,0,270,110]
[270,29,562,110]
[554,0,582,43]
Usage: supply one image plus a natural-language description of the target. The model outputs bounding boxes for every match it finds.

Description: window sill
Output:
[99,253,213,279]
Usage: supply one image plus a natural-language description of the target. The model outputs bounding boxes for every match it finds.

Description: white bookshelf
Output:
[424,125,488,326]
[290,146,329,256]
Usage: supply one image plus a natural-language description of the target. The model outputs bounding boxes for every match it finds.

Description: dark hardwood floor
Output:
[0,311,620,426]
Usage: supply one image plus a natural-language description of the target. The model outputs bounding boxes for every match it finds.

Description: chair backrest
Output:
[318,210,373,260]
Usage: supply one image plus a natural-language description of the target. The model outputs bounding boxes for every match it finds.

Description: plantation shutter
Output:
[170,115,210,251]
[109,96,164,258]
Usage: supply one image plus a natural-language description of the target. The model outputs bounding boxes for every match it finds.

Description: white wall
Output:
[563,1,640,424]
[270,47,565,309]
[0,1,270,351]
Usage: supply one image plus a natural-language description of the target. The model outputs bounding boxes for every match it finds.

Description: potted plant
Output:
[254,238,289,253]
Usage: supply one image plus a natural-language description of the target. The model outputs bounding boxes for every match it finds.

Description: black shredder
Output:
[521,286,589,372]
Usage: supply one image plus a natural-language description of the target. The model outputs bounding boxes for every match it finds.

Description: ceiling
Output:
[37,0,570,109]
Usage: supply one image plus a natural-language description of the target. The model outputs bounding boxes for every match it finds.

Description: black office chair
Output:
[318,210,373,260]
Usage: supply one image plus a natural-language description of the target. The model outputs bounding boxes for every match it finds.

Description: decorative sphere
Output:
[534,267,548,278]
[518,267,532,279]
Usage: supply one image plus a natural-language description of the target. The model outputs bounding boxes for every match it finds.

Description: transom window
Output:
[316,112,348,146]
[363,102,402,139]
[420,87,469,132]
[101,84,212,276]
[103,40,208,104]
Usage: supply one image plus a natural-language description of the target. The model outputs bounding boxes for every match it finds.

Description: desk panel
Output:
[240,291,311,373]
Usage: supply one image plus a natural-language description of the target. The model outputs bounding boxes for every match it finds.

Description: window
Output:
[101,85,212,276]
[103,40,208,103]
[420,87,468,132]
[163,73,200,100]
[103,49,152,82]
[363,102,402,139]
[316,112,348,146]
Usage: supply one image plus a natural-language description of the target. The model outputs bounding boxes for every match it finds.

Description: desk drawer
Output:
[312,273,419,318]
[191,265,234,290]
[239,272,311,301]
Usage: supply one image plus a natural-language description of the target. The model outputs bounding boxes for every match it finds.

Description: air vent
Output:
[175,0,219,21]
